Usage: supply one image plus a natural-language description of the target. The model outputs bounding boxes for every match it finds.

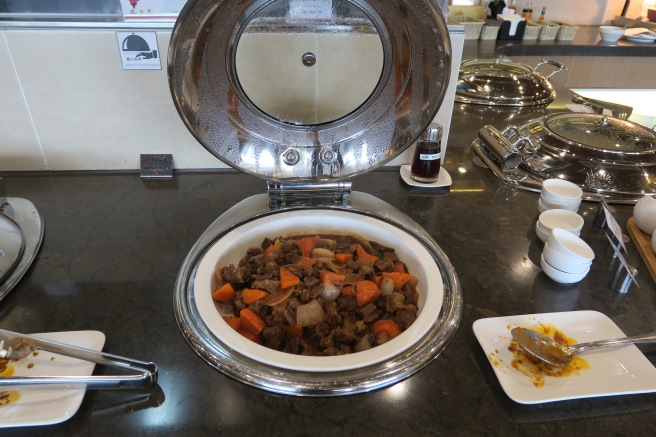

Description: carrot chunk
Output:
[356,244,378,266]
[319,270,346,284]
[294,256,317,268]
[238,329,261,344]
[381,272,413,289]
[240,308,266,335]
[335,253,353,264]
[223,316,242,331]
[296,237,317,258]
[280,266,300,289]
[356,280,382,308]
[212,282,235,302]
[341,285,355,297]
[241,288,270,305]
[263,244,276,256]
[285,324,303,339]
[372,319,402,339]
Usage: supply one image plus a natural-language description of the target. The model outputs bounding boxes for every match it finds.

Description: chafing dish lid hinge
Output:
[267,181,352,209]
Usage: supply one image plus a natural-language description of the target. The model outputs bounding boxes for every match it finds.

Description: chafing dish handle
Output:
[478,125,537,169]
[531,60,567,80]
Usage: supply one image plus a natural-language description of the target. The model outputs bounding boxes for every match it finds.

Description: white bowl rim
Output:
[541,179,583,202]
[547,228,595,262]
[541,253,589,283]
[535,220,551,243]
[543,242,591,273]
[539,209,584,233]
[193,209,444,372]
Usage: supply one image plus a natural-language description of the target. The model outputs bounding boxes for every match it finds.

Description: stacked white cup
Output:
[539,179,583,213]
[542,228,595,283]
[535,209,584,243]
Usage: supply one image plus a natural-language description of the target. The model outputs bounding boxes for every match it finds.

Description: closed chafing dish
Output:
[456,58,567,107]
[472,112,656,203]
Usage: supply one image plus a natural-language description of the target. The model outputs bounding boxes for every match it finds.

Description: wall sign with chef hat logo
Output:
[116,31,161,70]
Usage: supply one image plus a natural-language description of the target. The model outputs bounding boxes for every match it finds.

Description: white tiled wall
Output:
[0,27,462,172]
[1,29,219,171]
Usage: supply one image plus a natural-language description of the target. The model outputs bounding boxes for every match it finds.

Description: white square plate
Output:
[472,311,656,404]
[0,331,105,427]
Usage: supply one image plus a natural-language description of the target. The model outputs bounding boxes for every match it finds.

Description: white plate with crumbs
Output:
[0,330,105,427]
[472,311,656,404]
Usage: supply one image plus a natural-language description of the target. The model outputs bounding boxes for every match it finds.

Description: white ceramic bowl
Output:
[193,209,443,372]
[633,195,656,235]
[539,194,581,212]
[538,209,584,235]
[541,179,583,203]
[535,220,551,243]
[599,26,625,43]
[541,253,590,284]
[543,242,591,274]
[547,228,595,264]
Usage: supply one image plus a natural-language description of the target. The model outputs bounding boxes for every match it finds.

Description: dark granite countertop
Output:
[1,84,656,435]
[463,25,656,59]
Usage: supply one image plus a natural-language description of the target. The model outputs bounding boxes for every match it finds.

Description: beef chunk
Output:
[395,309,417,330]
[359,303,381,324]
[222,264,251,284]
[251,279,281,293]
[262,325,284,350]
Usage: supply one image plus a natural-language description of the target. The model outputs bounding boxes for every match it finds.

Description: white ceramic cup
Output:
[543,242,591,274]
[541,253,590,284]
[539,209,584,235]
[633,195,656,235]
[539,195,581,212]
[535,220,551,243]
[547,228,595,264]
[541,179,583,203]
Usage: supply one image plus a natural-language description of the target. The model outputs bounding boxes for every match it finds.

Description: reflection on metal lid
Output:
[544,114,656,153]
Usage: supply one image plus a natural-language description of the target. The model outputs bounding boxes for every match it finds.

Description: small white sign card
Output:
[604,230,639,287]
[116,32,161,70]
[601,197,627,253]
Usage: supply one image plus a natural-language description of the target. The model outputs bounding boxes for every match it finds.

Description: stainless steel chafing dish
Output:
[456,58,567,107]
[0,178,43,303]
[169,0,462,395]
[472,112,656,203]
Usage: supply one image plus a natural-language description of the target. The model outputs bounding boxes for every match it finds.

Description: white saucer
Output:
[400,165,452,188]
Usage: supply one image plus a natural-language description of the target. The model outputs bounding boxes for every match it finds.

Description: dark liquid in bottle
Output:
[411,139,441,183]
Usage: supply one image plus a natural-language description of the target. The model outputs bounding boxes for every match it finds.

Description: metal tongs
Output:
[0,329,157,389]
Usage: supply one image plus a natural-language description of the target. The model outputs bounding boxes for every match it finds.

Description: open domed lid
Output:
[168,0,450,182]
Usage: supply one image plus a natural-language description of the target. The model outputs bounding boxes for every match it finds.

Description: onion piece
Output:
[315,258,345,273]
[321,281,341,301]
[214,301,235,318]
[314,236,337,250]
[312,248,335,259]
[265,286,295,306]
[296,300,326,327]
[380,277,395,296]
[354,335,372,352]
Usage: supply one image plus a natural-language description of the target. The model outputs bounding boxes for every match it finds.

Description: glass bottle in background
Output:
[538,6,546,21]
[507,0,517,12]
[522,0,533,20]
[411,126,442,183]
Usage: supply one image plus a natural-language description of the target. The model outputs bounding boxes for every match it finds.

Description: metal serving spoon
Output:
[510,327,656,367]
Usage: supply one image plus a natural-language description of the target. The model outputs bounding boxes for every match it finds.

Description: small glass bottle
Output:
[538,6,546,21]
[522,0,533,20]
[411,126,442,183]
